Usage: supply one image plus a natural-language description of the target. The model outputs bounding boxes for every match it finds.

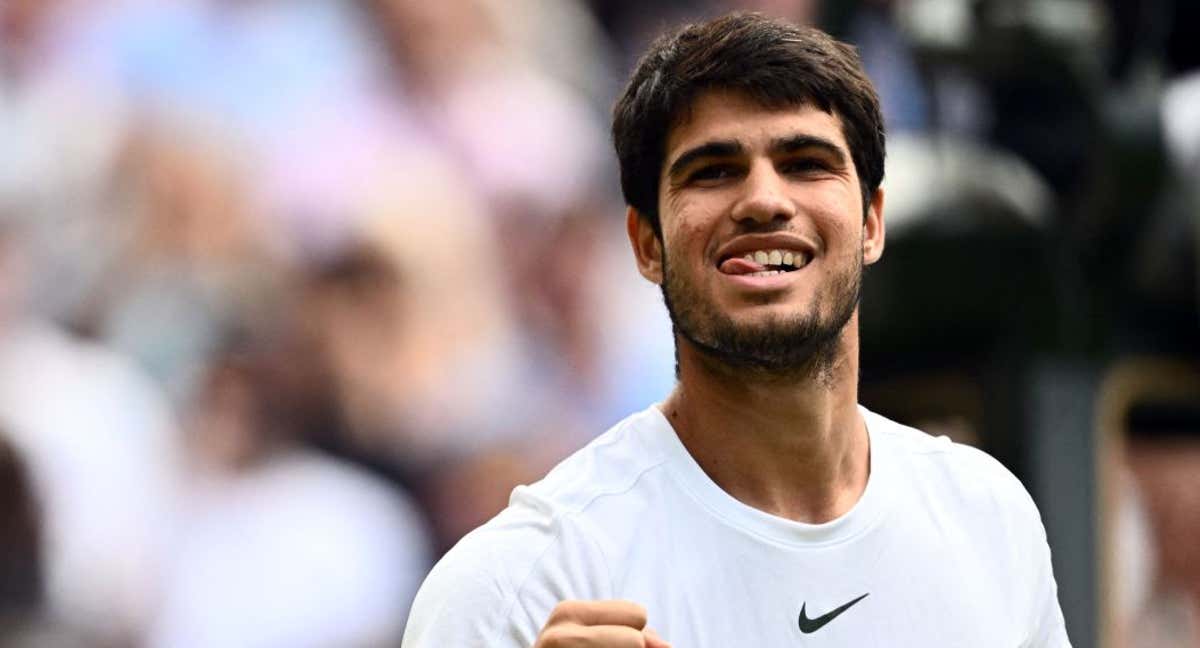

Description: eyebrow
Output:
[769,135,848,166]
[665,140,743,180]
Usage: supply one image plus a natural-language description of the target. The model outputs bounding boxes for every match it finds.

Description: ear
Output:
[627,207,664,284]
[862,187,886,265]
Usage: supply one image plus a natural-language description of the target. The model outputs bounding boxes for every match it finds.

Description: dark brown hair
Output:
[611,13,885,234]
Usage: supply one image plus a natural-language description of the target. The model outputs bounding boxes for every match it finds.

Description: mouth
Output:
[717,248,812,277]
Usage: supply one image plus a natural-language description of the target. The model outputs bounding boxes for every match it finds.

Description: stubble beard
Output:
[660,247,863,383]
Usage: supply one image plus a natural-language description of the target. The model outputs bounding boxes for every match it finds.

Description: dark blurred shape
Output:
[1105,0,1200,79]
[892,0,1199,351]
[845,1,931,133]
[0,433,40,617]
[0,433,89,646]
[898,0,1107,198]
[861,130,1059,469]
[1127,402,1200,440]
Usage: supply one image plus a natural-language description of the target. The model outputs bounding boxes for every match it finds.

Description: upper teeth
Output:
[745,249,804,267]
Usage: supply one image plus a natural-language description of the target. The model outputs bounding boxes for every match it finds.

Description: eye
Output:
[780,157,831,175]
[687,164,741,186]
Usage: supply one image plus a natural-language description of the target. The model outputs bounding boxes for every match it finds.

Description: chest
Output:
[611,523,1029,647]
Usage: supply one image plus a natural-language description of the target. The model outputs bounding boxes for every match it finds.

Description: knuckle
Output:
[536,624,584,647]
[545,600,581,626]
[618,601,648,627]
[535,625,563,647]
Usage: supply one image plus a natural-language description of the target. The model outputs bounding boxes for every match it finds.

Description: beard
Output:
[660,247,862,381]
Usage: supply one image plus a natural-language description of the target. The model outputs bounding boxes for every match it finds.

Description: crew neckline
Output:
[640,404,894,548]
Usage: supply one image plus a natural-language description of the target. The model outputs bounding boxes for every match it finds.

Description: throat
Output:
[662,385,871,524]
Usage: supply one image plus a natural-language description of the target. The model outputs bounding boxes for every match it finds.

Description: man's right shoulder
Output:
[402,407,671,647]
[401,504,590,647]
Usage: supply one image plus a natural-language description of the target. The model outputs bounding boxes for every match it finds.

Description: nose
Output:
[730,161,795,225]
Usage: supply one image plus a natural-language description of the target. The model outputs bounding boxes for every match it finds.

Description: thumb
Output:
[643,627,671,648]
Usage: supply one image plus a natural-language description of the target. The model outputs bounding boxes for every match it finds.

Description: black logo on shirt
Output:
[798,593,869,634]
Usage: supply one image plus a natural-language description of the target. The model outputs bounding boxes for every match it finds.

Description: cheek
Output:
[661,200,717,262]
[666,227,715,281]
[804,190,862,249]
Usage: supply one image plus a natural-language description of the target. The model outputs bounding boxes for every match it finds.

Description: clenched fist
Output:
[534,600,671,648]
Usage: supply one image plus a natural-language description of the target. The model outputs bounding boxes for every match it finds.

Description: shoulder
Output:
[523,406,673,513]
[404,408,671,646]
[402,505,575,646]
[865,408,1041,523]
[866,410,1068,642]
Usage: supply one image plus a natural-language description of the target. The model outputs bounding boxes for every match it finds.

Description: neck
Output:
[661,312,869,524]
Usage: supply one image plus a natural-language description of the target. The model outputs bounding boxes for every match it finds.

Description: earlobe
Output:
[862,188,886,265]
[626,207,664,284]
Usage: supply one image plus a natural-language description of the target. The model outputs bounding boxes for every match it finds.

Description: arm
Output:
[404,554,671,648]
[402,546,521,647]
[404,505,663,647]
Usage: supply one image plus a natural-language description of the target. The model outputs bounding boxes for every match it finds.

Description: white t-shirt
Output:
[403,405,1071,647]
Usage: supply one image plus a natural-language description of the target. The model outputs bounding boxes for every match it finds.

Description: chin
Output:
[721,298,814,325]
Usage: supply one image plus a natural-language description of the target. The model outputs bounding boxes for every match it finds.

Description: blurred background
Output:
[0,0,1195,645]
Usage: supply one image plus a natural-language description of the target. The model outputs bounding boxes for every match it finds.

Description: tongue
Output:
[719,257,767,275]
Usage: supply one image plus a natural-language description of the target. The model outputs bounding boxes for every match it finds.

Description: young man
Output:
[403,13,1071,647]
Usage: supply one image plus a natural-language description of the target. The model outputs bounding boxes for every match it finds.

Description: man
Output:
[403,13,1070,647]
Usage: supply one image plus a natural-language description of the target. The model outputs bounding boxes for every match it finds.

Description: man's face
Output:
[628,90,885,375]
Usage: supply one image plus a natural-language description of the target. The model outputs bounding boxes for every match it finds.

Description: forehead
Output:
[664,90,848,164]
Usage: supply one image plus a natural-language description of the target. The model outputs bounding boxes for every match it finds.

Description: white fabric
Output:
[148,450,431,648]
[404,405,1070,647]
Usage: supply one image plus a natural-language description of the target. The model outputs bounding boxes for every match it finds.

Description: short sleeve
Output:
[402,495,611,647]
[401,535,517,646]
[1021,491,1072,647]
[948,441,1073,647]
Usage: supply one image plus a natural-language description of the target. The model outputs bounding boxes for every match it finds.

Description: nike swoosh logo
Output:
[798,593,870,634]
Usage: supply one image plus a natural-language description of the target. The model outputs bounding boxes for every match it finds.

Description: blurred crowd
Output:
[0,0,1196,646]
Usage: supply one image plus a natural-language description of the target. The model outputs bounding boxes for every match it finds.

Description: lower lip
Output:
[718,267,803,290]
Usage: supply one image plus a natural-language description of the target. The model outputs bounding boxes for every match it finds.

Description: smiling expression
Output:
[629,89,885,375]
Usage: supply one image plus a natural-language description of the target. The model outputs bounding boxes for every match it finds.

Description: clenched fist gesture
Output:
[534,600,671,648]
